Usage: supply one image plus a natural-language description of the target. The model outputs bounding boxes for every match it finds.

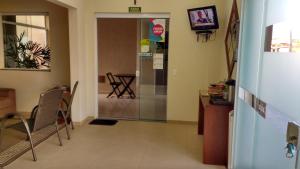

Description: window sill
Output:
[0,68,51,72]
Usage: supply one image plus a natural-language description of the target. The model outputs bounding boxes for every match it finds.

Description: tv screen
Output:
[187,6,219,31]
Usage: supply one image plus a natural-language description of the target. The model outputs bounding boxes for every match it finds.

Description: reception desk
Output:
[198,95,233,166]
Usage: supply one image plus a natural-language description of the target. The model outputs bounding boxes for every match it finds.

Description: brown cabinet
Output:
[198,96,233,166]
[0,88,16,116]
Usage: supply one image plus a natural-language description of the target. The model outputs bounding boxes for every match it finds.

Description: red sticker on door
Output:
[153,24,164,36]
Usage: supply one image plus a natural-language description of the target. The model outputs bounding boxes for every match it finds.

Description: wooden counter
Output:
[198,95,233,166]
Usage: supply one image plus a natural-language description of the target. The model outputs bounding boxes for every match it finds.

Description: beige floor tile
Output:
[5,121,225,169]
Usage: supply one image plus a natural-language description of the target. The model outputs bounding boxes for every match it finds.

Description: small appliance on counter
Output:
[226,79,236,103]
[207,80,236,105]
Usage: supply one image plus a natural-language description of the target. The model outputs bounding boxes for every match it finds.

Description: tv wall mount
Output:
[196,30,216,42]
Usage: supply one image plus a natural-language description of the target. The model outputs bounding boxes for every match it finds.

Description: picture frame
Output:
[225,0,240,79]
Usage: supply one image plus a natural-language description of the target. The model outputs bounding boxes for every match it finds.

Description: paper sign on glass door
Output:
[149,19,166,42]
[141,39,150,53]
[153,54,164,69]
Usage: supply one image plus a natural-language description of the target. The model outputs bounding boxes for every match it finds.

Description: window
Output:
[265,22,300,53]
[0,14,50,70]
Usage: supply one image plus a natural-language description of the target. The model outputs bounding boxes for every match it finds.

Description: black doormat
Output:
[89,119,118,126]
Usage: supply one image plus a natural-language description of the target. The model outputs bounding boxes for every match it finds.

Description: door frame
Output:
[230,0,249,168]
[94,13,171,119]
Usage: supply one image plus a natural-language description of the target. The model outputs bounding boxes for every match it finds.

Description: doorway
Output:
[96,14,170,121]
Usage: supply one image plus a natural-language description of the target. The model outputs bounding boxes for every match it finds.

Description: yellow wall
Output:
[83,0,230,121]
[0,0,70,113]
[44,0,242,122]
[47,0,89,122]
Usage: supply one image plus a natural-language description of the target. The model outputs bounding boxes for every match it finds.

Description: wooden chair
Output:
[106,72,122,98]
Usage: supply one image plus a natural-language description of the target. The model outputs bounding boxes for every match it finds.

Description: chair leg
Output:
[113,85,122,98]
[116,85,122,98]
[20,118,37,161]
[60,111,71,140]
[55,122,63,146]
[28,135,37,161]
[70,118,75,130]
[106,90,114,98]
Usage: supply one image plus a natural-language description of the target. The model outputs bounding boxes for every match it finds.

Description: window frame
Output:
[0,12,50,71]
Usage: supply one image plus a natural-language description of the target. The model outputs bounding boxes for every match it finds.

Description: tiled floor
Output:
[6,121,226,169]
[0,124,26,151]
[98,93,167,121]
[99,94,139,120]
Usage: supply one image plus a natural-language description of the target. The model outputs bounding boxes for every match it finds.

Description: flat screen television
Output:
[187,5,219,31]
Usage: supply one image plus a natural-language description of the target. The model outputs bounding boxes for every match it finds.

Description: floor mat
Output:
[89,119,118,126]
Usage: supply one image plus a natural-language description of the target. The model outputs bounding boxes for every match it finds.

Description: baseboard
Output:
[167,120,198,125]
[73,116,94,126]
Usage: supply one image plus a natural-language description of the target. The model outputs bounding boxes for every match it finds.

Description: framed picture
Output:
[225,0,239,79]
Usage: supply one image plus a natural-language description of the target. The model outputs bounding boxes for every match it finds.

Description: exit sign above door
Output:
[129,7,142,13]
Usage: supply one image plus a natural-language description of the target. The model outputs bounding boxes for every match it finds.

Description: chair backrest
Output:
[65,81,79,117]
[106,72,116,84]
[32,89,63,132]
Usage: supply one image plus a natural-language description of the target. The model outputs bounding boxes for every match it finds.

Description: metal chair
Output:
[106,72,122,98]
[4,89,68,161]
[60,81,79,130]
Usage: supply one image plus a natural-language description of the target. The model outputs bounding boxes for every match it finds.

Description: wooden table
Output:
[199,95,233,166]
[114,74,136,99]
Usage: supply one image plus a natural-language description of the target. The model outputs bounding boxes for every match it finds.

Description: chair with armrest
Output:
[3,89,68,161]
[0,113,35,169]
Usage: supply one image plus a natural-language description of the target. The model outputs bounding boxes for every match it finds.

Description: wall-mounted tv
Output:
[187,5,219,31]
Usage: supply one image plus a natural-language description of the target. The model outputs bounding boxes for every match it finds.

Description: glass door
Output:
[138,18,169,121]
[234,0,299,168]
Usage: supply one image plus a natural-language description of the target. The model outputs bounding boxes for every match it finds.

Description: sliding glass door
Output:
[138,18,169,121]
[97,15,169,121]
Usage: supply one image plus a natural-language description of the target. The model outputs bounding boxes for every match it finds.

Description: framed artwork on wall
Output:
[225,0,240,80]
